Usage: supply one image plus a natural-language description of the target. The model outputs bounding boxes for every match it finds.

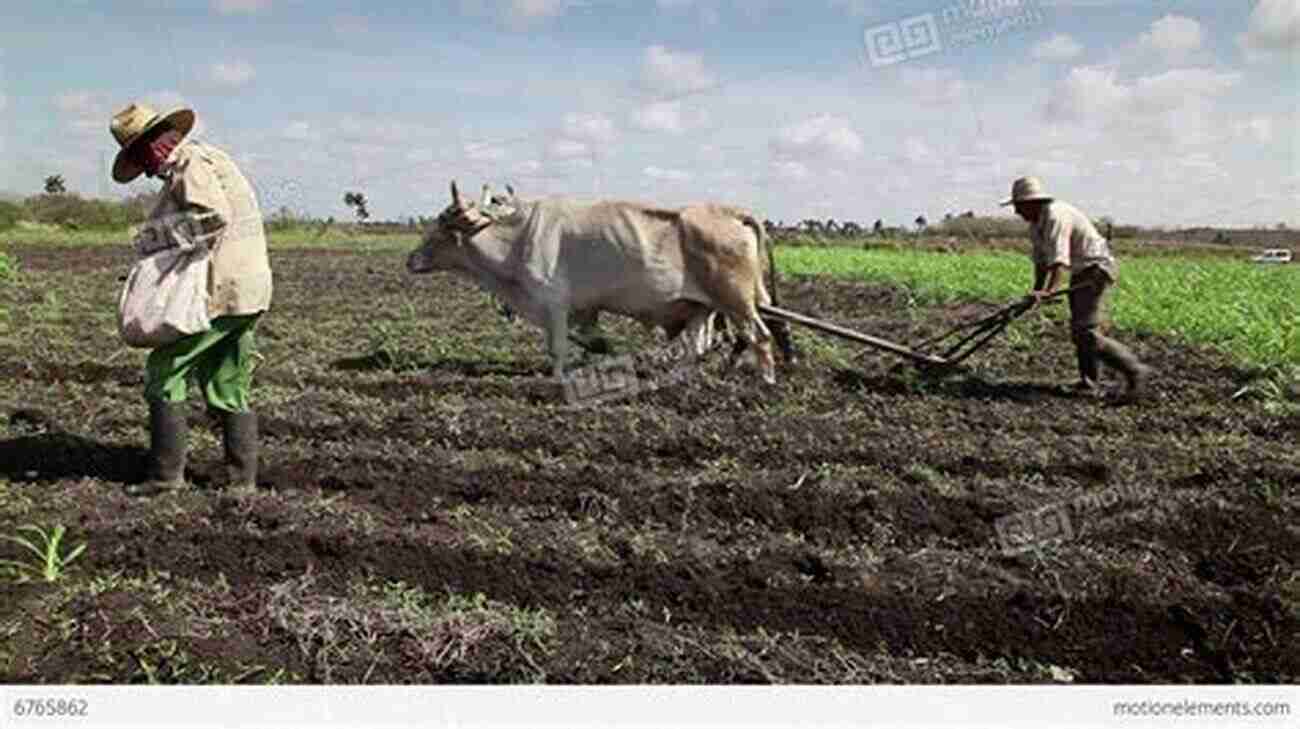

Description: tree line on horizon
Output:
[1,177,1293,249]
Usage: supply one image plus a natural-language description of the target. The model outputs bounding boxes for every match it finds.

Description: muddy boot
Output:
[219,409,259,493]
[125,401,187,497]
[1096,337,1152,403]
[1071,338,1102,397]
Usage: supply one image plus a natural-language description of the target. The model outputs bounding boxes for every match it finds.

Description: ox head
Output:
[406,180,502,274]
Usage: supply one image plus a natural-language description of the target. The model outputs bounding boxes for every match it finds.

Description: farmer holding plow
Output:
[109,103,272,496]
[1003,176,1152,402]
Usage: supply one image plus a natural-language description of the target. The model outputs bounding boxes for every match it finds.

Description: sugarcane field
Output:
[0,0,1297,725]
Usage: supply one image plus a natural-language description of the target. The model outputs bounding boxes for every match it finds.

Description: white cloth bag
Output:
[117,214,215,348]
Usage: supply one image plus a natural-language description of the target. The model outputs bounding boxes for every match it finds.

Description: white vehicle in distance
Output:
[1250,248,1293,264]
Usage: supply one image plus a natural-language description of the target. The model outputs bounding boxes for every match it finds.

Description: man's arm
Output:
[167,157,229,252]
[1025,211,1070,307]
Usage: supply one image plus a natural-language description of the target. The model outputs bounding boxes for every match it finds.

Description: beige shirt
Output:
[150,140,273,318]
[1030,200,1117,279]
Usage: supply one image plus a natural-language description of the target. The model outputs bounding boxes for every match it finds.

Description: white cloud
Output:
[1238,0,1300,61]
[899,68,970,106]
[1138,15,1203,58]
[144,90,191,113]
[462,0,580,30]
[562,112,616,144]
[1043,66,1128,121]
[281,121,321,143]
[208,60,256,89]
[55,91,110,139]
[213,0,270,14]
[630,100,707,135]
[1044,66,1237,123]
[55,91,99,115]
[1031,33,1083,61]
[547,139,590,159]
[901,137,934,165]
[771,114,863,160]
[1233,117,1274,144]
[1130,68,1239,112]
[643,165,691,181]
[641,45,716,97]
[465,142,508,162]
[509,0,567,23]
[769,160,810,181]
[512,159,543,175]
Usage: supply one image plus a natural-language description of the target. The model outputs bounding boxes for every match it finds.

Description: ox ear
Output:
[506,184,516,197]
[450,180,463,208]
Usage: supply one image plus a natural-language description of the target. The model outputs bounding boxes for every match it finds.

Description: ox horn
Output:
[450,180,463,207]
[479,183,492,207]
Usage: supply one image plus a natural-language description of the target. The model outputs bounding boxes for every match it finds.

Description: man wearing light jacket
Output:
[1002,176,1152,402]
[109,103,272,496]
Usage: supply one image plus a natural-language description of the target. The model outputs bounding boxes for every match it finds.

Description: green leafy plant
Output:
[0,250,17,282]
[0,525,87,583]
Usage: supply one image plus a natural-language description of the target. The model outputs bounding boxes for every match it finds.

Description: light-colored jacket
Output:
[1030,200,1117,280]
[149,140,272,318]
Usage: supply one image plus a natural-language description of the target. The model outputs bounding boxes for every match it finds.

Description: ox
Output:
[482,183,797,364]
[407,181,781,383]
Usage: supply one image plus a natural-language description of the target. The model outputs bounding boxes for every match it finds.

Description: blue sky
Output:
[1,0,1296,227]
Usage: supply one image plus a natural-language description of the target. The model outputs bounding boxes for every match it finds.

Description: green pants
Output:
[145,314,261,413]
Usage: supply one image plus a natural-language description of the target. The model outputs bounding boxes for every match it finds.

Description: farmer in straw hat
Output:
[1002,176,1152,401]
[109,102,272,496]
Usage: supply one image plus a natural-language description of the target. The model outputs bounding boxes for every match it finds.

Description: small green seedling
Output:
[0,525,87,583]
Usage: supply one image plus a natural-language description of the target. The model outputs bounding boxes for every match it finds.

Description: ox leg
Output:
[571,309,612,355]
[723,314,776,385]
[545,308,571,378]
[681,310,717,358]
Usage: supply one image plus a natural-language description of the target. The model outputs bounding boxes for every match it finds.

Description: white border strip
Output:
[1,685,1297,729]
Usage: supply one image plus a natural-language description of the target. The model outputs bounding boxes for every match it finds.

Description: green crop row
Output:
[775,246,1299,368]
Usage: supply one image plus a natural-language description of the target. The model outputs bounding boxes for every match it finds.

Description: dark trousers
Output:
[1069,266,1142,384]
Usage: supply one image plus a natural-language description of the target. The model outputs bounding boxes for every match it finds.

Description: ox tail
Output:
[739,212,797,364]
[737,213,778,307]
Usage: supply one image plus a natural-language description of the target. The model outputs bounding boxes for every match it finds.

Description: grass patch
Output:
[264,573,555,683]
[777,246,1300,368]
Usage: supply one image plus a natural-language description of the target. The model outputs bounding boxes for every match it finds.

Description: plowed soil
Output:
[0,243,1295,684]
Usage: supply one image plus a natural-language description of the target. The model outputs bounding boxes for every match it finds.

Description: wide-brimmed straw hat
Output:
[1000,176,1053,206]
[110,103,195,183]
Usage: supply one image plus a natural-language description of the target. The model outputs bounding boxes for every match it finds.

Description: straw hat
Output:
[110,103,195,183]
[1000,176,1053,206]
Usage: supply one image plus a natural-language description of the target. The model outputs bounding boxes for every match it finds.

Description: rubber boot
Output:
[1072,335,1102,396]
[1096,337,1152,403]
[219,409,259,492]
[125,401,187,497]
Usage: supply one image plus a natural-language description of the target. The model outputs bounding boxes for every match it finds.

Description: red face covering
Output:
[137,129,181,178]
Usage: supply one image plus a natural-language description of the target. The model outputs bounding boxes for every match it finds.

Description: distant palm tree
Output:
[43,175,66,195]
[343,191,370,221]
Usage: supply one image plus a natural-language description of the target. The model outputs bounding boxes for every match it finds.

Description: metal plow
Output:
[759,284,1088,369]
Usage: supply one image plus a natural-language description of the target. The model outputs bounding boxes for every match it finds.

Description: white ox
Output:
[406,181,779,383]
